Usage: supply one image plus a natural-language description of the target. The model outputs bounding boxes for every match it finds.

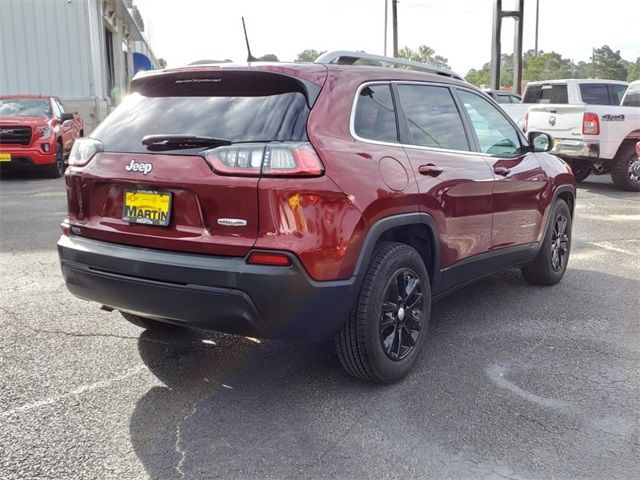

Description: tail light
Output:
[582,112,600,135]
[204,142,324,177]
[68,138,104,167]
[635,142,640,157]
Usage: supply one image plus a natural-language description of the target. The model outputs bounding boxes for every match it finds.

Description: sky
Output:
[134,0,640,75]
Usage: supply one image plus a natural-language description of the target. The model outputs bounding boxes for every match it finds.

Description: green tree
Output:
[257,54,279,62]
[626,57,640,82]
[295,49,325,63]
[589,45,628,80]
[525,51,574,81]
[573,61,590,78]
[157,58,167,69]
[398,45,450,68]
[465,53,518,87]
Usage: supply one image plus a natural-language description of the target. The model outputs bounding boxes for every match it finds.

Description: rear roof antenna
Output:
[242,17,258,62]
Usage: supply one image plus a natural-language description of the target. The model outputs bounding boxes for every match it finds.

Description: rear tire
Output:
[335,242,431,384]
[522,199,572,286]
[120,311,185,331]
[44,142,65,178]
[611,143,640,192]
[569,160,591,183]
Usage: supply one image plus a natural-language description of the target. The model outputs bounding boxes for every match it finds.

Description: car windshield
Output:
[0,98,52,117]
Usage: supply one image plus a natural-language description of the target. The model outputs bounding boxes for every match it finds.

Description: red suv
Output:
[58,52,576,383]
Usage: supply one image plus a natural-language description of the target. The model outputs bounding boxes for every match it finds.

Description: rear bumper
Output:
[551,139,599,160]
[57,235,358,340]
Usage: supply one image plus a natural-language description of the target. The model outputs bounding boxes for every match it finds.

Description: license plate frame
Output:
[122,189,172,227]
[0,153,12,162]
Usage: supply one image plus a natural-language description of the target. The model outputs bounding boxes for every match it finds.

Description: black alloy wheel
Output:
[379,268,424,361]
[550,214,569,272]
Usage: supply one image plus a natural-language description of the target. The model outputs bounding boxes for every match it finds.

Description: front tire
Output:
[611,143,640,192]
[44,142,65,178]
[335,242,431,384]
[120,311,186,332]
[522,199,572,286]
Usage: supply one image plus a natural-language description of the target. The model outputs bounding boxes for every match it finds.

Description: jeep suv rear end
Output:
[59,57,575,383]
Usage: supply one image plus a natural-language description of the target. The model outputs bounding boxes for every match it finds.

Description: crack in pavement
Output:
[1,364,148,417]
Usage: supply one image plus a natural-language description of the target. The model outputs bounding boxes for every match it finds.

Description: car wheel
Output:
[569,160,591,183]
[611,143,640,192]
[522,199,572,286]
[335,242,431,384]
[120,311,186,331]
[45,143,65,178]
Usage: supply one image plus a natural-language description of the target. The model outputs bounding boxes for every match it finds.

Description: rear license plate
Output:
[122,190,172,226]
[0,153,11,162]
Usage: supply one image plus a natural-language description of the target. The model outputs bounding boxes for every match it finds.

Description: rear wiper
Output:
[141,134,232,151]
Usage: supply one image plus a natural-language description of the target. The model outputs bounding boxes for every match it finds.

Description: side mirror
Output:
[528,131,553,153]
[60,112,74,123]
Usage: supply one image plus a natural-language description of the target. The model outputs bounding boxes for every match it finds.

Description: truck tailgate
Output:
[527,104,586,138]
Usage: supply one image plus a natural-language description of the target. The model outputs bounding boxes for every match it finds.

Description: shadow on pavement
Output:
[129,267,640,479]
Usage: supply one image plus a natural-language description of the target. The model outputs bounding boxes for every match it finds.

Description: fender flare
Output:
[352,212,442,290]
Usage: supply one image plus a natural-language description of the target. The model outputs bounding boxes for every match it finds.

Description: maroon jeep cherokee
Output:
[58,52,576,383]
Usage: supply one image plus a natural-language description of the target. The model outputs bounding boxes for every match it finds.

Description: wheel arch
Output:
[353,213,441,290]
[614,132,640,160]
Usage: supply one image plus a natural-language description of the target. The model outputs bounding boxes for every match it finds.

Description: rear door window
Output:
[395,84,469,151]
[353,84,399,143]
[580,84,612,105]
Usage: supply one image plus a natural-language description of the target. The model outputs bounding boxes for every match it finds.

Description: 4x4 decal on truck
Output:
[602,114,625,121]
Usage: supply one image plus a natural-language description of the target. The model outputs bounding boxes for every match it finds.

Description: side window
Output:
[622,84,640,107]
[353,84,398,143]
[457,89,523,156]
[496,94,511,104]
[609,84,627,105]
[580,84,611,105]
[509,95,521,104]
[56,99,66,113]
[396,84,469,151]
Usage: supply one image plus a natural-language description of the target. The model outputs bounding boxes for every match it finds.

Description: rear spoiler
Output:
[130,68,324,108]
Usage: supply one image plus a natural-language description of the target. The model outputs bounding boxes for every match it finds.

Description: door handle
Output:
[494,166,511,176]
[418,164,444,177]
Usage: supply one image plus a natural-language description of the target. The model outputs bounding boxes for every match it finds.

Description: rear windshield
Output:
[622,83,640,107]
[523,84,568,104]
[91,92,310,153]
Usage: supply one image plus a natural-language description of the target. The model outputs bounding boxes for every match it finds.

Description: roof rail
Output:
[314,50,464,81]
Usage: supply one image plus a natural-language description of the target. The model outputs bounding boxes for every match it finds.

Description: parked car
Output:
[621,80,640,107]
[58,52,576,383]
[501,79,630,134]
[524,79,639,190]
[483,89,522,104]
[0,95,84,177]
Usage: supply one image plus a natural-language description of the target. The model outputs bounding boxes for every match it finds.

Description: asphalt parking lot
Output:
[0,173,638,480]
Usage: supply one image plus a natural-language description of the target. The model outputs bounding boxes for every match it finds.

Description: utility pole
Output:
[534,0,539,55]
[490,0,525,93]
[392,0,398,57]
[384,0,388,56]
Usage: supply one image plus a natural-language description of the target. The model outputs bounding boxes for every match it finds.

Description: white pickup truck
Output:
[521,79,639,191]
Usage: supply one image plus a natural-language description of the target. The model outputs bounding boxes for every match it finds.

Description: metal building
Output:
[0,0,157,132]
